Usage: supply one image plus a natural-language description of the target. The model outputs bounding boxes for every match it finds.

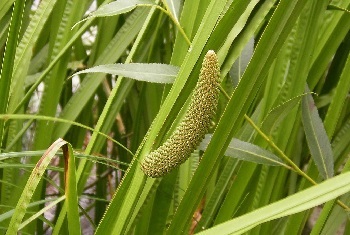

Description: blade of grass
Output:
[1,0,58,212]
[0,0,26,144]
[73,63,179,83]
[323,37,350,138]
[197,172,350,235]
[18,196,65,230]
[62,143,81,235]
[5,139,67,234]
[0,197,64,223]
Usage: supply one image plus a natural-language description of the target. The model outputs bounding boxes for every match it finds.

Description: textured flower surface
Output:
[141,50,220,178]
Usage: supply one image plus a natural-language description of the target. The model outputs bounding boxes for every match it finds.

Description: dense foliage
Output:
[1,0,350,234]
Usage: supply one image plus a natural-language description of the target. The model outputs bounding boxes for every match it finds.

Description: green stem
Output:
[219,84,230,99]
[244,114,317,184]
[142,4,192,46]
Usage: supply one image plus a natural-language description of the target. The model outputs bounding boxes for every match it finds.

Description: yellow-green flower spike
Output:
[141,50,220,178]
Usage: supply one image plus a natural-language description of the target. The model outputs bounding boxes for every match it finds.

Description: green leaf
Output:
[261,94,308,134]
[0,0,26,144]
[6,139,67,234]
[91,0,154,16]
[301,90,334,179]
[0,197,65,223]
[18,196,65,230]
[197,172,350,235]
[11,0,57,99]
[0,114,132,156]
[324,40,350,138]
[63,144,81,235]
[73,63,179,83]
[163,0,181,22]
[327,4,350,14]
[199,135,288,167]
[54,8,149,138]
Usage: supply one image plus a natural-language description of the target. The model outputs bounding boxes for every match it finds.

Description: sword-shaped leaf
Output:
[73,63,179,84]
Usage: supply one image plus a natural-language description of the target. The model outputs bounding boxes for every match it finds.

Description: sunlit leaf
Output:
[74,63,179,83]
[73,0,156,28]
[88,0,155,18]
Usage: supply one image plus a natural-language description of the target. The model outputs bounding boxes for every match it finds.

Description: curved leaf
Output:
[6,139,67,234]
[302,90,334,179]
[199,135,288,167]
[74,63,179,83]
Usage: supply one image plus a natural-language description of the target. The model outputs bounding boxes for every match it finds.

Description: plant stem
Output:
[143,4,192,46]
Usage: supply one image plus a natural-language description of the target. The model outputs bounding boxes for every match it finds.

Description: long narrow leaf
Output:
[0,0,25,144]
[88,0,154,17]
[6,139,67,234]
[0,197,64,223]
[54,8,149,138]
[63,144,81,235]
[301,90,334,179]
[199,135,288,167]
[18,196,65,230]
[197,172,350,235]
[74,63,179,83]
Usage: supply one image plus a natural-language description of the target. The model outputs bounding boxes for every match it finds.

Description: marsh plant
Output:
[1,0,350,234]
